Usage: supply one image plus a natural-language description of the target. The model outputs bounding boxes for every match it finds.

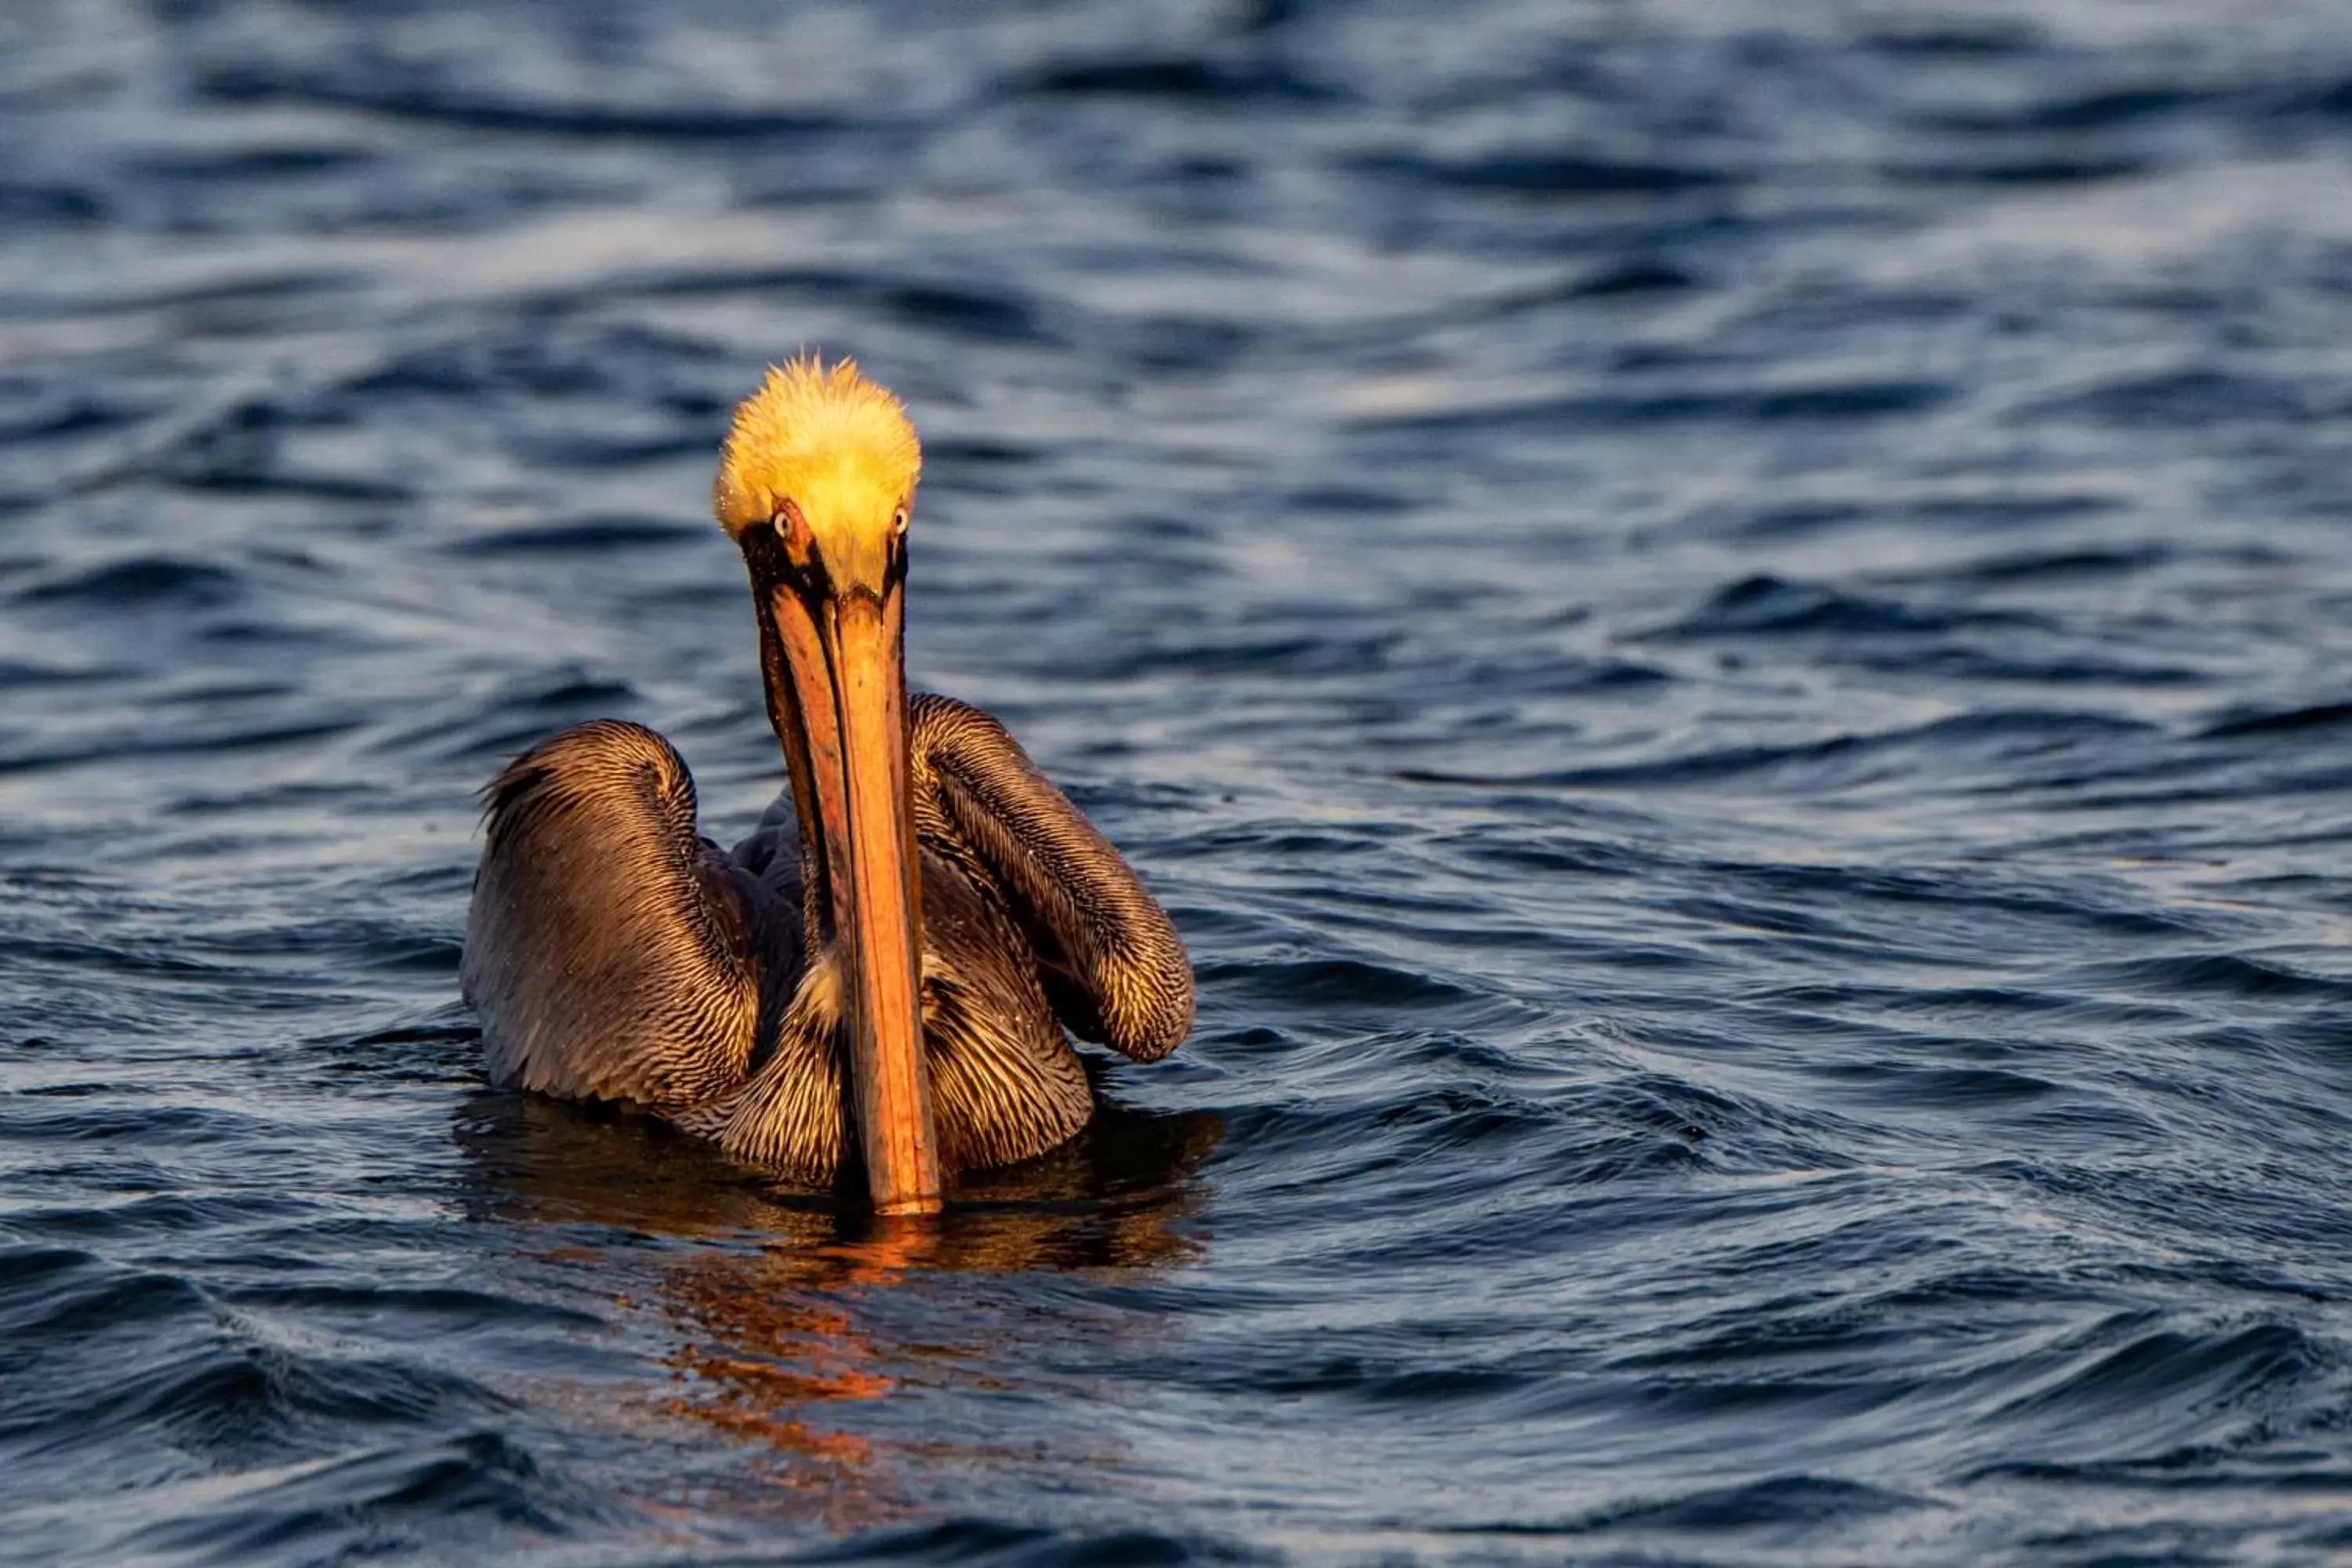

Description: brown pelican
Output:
[461,357,1193,1214]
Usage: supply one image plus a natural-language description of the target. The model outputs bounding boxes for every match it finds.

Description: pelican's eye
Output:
[891,506,909,538]
[771,500,815,564]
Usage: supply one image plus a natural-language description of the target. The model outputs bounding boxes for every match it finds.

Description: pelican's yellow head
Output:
[714,356,921,590]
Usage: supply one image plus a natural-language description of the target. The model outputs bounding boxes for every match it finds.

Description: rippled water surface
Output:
[10,2,2352,1562]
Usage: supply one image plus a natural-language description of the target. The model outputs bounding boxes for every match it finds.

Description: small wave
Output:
[0,1250,211,1341]
[0,391,149,445]
[2199,701,2352,739]
[1353,150,1735,197]
[0,181,104,224]
[130,144,375,183]
[1200,956,1476,1011]
[1923,83,2230,136]
[2027,368,2315,429]
[2067,953,2352,1003]
[445,517,703,557]
[629,267,1051,344]
[1885,154,2151,187]
[1935,545,2171,586]
[1648,574,2045,641]
[1541,1475,1933,1535]
[1976,1320,2323,1454]
[1354,379,1951,434]
[112,1431,632,1564]
[1397,709,2154,794]
[196,64,843,142]
[220,1282,602,1332]
[1017,56,1337,105]
[14,557,244,608]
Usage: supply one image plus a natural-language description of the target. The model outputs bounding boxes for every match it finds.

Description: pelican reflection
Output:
[452,1088,1221,1526]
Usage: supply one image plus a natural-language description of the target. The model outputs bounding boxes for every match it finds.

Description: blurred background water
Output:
[7,1,2352,1563]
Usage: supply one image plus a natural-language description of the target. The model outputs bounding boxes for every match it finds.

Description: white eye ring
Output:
[772,512,791,540]
[891,507,909,536]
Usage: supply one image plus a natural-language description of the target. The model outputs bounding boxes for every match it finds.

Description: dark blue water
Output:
[9,2,2352,1562]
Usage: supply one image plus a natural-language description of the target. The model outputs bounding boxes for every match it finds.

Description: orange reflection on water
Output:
[456,1091,1222,1529]
[655,1221,931,1503]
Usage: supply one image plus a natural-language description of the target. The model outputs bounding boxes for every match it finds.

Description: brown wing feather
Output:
[916,849,1094,1169]
[909,695,1195,1062]
[463,720,786,1114]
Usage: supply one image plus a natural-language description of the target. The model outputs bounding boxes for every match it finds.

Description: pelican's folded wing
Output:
[462,720,787,1113]
[909,694,1195,1062]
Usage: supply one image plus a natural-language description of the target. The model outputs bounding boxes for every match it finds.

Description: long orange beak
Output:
[767,569,942,1214]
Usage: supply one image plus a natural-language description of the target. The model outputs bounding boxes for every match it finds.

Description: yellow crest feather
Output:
[713,356,921,547]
